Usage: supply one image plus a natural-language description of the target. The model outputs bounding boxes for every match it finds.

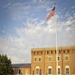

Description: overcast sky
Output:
[0,0,75,64]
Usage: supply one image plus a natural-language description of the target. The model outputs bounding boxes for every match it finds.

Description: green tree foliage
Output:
[0,54,13,75]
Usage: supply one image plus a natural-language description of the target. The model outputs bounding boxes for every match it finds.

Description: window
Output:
[51,50,53,54]
[34,57,37,61]
[48,56,52,61]
[18,69,21,74]
[67,50,69,53]
[48,68,52,74]
[58,56,60,61]
[66,68,69,74]
[37,51,39,54]
[36,68,39,74]
[65,55,69,61]
[65,66,70,75]
[38,57,41,61]
[58,68,60,74]
[48,66,52,74]
[47,51,49,54]
[36,66,40,74]
[57,66,61,74]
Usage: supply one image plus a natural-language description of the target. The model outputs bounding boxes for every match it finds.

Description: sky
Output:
[0,0,75,64]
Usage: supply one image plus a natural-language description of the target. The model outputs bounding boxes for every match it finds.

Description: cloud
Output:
[0,36,31,64]
[0,12,75,63]
[33,0,42,2]
[71,6,75,9]
[0,16,58,63]
[3,0,54,21]
[5,2,31,21]
[0,0,75,64]
[58,12,75,31]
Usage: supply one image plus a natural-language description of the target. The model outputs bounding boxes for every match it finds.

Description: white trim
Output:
[36,66,40,69]
[48,66,52,68]
[65,66,70,68]
[57,66,60,68]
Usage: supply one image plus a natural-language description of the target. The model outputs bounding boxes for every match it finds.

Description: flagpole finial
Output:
[54,3,56,7]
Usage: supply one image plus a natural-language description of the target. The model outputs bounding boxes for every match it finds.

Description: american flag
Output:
[46,5,56,20]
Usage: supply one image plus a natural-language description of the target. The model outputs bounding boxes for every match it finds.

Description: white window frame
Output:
[57,56,61,61]
[64,55,69,61]
[38,56,42,62]
[17,69,21,74]
[48,66,52,75]
[58,66,61,75]
[36,66,40,75]
[65,66,70,75]
[34,57,37,62]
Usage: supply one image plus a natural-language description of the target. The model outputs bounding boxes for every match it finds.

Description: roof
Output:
[12,63,31,68]
[31,46,75,51]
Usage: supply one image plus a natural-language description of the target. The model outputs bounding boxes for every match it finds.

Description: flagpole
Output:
[54,3,58,75]
[46,3,58,75]
[56,21,58,75]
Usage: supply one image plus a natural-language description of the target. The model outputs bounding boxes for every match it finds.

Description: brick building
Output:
[13,46,75,75]
[31,46,75,75]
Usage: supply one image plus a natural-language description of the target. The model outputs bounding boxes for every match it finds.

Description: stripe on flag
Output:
[46,6,56,20]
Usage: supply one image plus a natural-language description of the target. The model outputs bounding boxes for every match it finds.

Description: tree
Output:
[0,54,13,75]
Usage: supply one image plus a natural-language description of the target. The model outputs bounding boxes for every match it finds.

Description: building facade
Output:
[12,64,31,75]
[31,46,75,75]
[13,46,75,75]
